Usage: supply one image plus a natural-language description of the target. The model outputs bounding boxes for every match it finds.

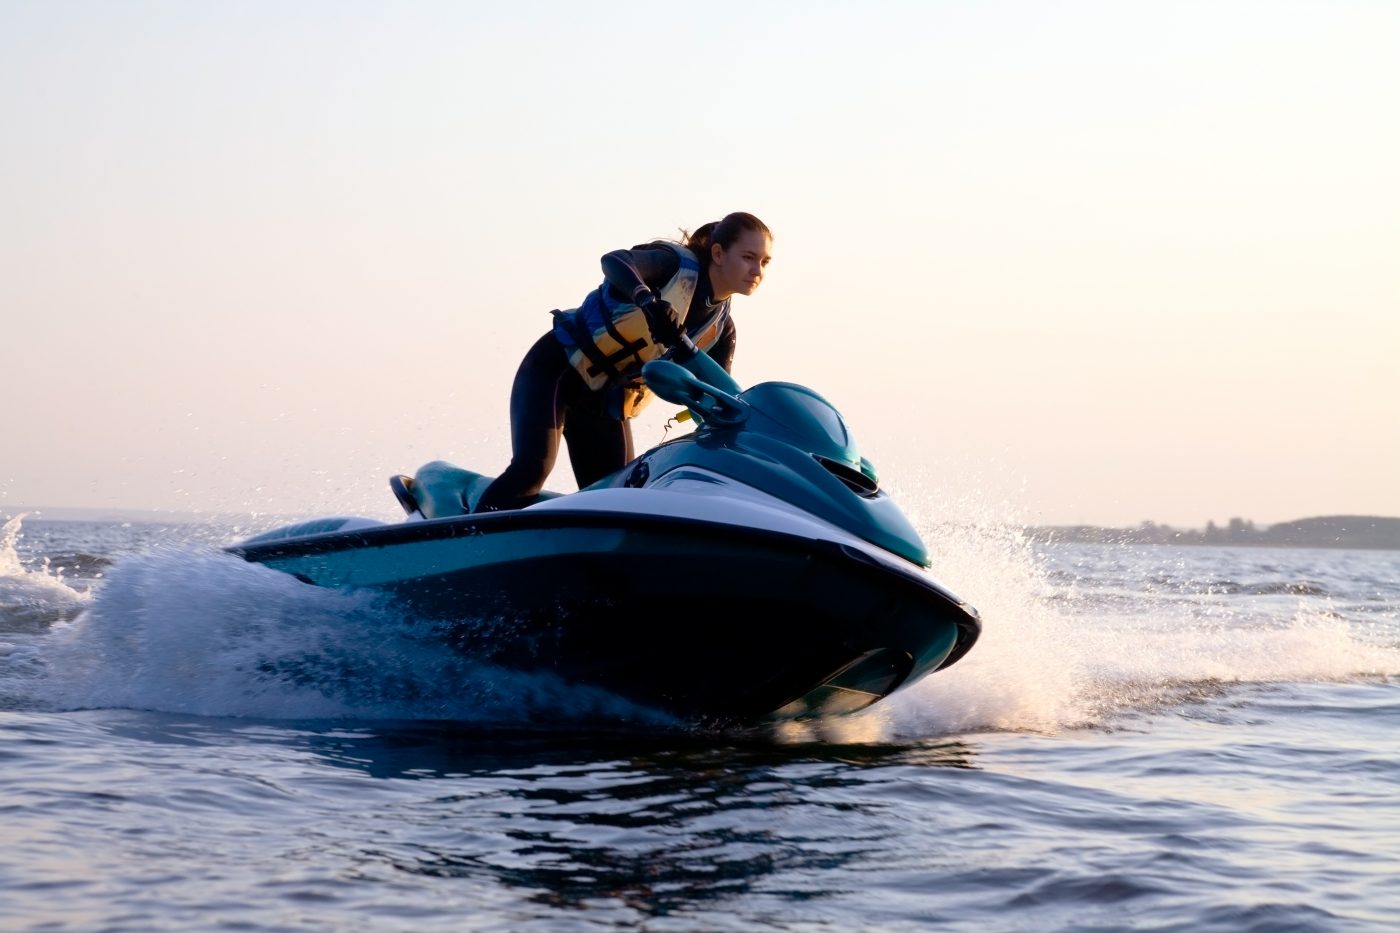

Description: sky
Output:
[2,0,1397,529]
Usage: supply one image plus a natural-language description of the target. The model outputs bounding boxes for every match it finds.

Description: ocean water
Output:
[2,509,1398,932]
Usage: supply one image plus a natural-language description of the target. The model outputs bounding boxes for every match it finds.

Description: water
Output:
[3,510,1399,931]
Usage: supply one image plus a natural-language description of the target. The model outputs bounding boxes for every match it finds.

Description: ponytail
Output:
[681,212,772,267]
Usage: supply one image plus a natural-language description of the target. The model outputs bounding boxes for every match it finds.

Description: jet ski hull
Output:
[230,507,980,727]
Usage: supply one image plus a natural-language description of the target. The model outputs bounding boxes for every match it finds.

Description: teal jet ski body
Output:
[228,350,981,728]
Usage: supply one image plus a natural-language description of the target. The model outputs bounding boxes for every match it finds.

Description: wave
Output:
[4,541,678,727]
[0,514,93,632]
[816,485,1400,742]
[4,505,1398,741]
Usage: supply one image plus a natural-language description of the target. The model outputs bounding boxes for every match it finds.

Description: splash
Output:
[834,474,1400,742]
[0,512,30,577]
[10,543,674,726]
[0,513,91,633]
[7,496,1395,738]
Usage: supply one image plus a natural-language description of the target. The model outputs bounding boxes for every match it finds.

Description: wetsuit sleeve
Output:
[600,247,682,304]
[710,317,737,373]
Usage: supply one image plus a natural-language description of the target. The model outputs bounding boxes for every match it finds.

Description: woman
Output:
[472,211,773,513]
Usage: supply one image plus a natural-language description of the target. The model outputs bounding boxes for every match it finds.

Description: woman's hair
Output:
[681,212,772,265]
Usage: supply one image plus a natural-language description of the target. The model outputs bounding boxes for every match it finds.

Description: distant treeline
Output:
[1026,515,1400,550]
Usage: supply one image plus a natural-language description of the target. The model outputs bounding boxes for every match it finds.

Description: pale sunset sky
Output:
[2,1,1396,529]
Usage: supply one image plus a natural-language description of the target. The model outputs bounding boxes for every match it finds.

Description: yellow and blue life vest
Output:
[552,243,730,418]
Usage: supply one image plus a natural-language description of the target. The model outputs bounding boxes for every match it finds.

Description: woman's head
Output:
[685,212,773,300]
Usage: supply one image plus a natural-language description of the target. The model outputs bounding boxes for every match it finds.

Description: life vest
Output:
[552,243,731,418]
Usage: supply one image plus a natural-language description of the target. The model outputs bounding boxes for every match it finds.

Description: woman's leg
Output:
[562,403,634,489]
[472,333,571,512]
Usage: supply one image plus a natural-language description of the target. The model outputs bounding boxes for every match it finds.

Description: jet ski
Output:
[228,344,981,728]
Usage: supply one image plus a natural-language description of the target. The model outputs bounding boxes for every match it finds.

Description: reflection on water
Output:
[218,720,980,915]
[297,722,976,779]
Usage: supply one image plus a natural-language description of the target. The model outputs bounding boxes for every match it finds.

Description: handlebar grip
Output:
[671,332,698,362]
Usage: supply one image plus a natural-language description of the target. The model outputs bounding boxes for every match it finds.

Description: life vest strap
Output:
[552,309,622,381]
[598,310,649,375]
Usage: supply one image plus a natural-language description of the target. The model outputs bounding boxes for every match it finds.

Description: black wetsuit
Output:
[472,246,737,513]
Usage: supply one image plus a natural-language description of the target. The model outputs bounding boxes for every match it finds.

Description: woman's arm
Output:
[600,246,682,304]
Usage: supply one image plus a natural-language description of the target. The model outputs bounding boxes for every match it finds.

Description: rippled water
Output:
[3,512,1398,931]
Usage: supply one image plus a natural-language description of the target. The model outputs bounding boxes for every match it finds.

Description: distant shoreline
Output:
[1026,515,1400,551]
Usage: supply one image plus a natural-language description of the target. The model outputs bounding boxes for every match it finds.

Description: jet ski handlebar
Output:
[642,357,747,427]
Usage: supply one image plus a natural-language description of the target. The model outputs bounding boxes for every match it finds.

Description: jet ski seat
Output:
[389,460,562,518]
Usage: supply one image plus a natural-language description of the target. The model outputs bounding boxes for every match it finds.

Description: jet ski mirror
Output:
[642,359,748,427]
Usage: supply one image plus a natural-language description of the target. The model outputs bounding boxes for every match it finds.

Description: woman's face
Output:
[709,229,773,300]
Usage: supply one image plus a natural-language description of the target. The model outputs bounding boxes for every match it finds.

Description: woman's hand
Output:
[640,295,683,345]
